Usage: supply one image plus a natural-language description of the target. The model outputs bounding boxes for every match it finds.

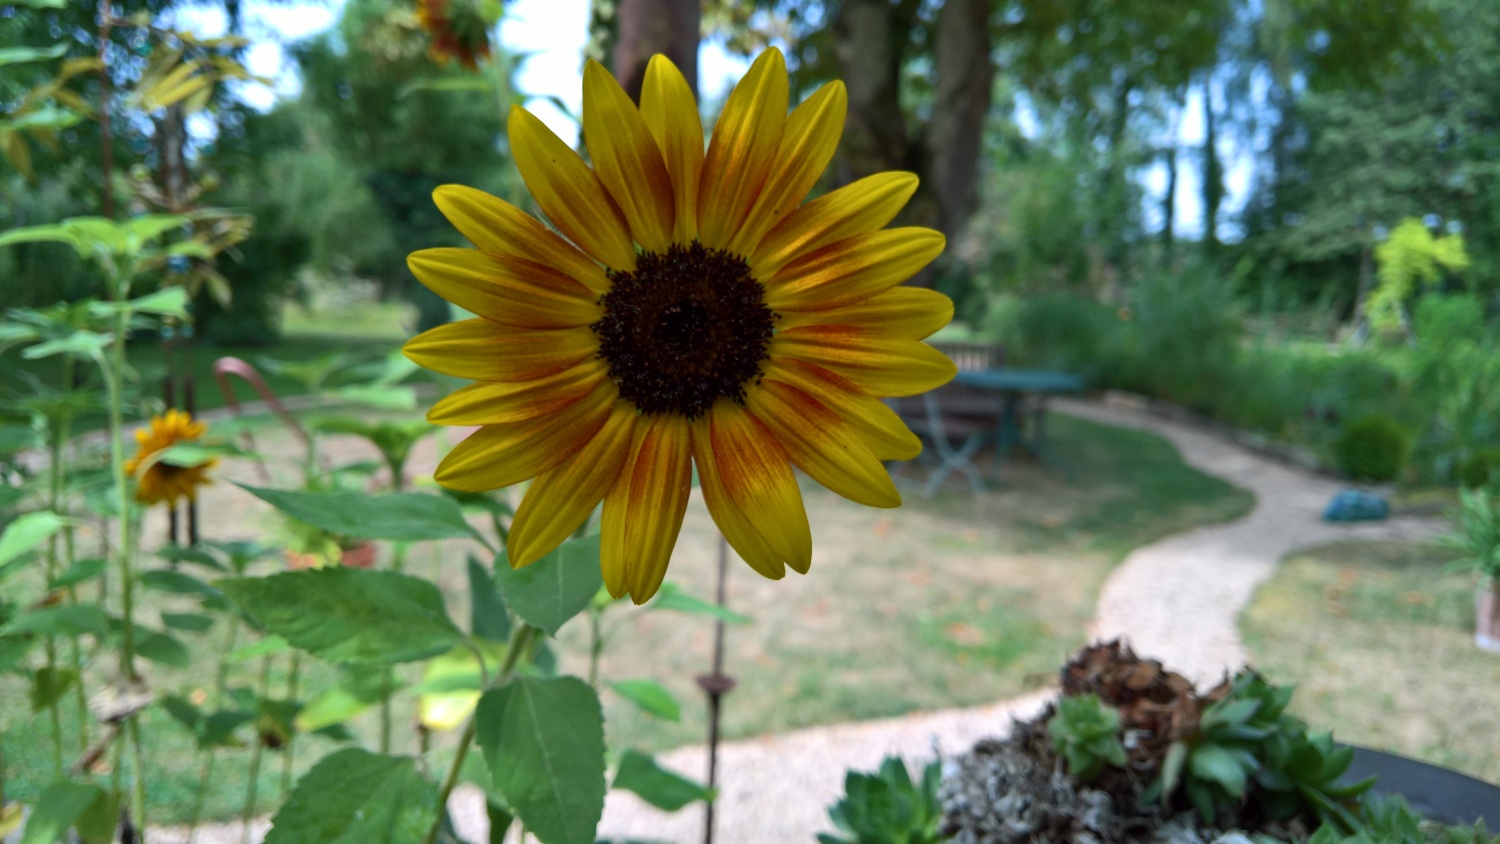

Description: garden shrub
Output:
[1458,449,1500,489]
[1334,416,1412,483]
[992,294,1124,385]
[1116,268,1243,412]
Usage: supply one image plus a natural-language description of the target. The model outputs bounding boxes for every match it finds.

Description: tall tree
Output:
[613,0,699,100]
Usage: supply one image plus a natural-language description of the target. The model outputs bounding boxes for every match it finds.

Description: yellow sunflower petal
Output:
[433,380,617,492]
[764,228,945,312]
[750,172,919,278]
[746,379,900,508]
[432,185,610,294]
[583,60,675,254]
[404,319,595,382]
[776,285,953,339]
[507,402,638,568]
[639,55,704,244]
[772,327,957,397]
[706,401,812,574]
[407,248,601,329]
[727,80,846,257]
[761,358,921,461]
[690,416,787,580]
[697,48,788,250]
[601,414,693,604]
[426,359,607,426]
[508,106,638,271]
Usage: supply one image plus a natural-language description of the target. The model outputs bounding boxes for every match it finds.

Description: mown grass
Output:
[1242,540,1500,784]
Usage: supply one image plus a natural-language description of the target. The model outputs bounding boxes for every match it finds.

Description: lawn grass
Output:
[0,410,1255,822]
[1241,540,1500,783]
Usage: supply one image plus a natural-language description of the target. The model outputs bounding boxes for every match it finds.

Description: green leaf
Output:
[30,666,77,713]
[468,556,510,642]
[296,666,392,733]
[120,286,189,318]
[141,569,218,597]
[74,788,120,844]
[397,76,495,98]
[156,545,226,571]
[0,42,70,68]
[417,643,496,732]
[0,636,36,674]
[19,780,103,844]
[3,106,83,133]
[265,749,439,844]
[0,604,108,638]
[608,679,681,722]
[136,628,190,667]
[161,611,214,633]
[0,511,76,571]
[648,583,751,625]
[1190,743,1250,797]
[199,709,254,748]
[612,750,713,811]
[219,569,464,664]
[0,223,76,251]
[121,214,188,247]
[50,557,106,589]
[20,332,110,361]
[238,484,482,543]
[328,385,418,410]
[493,535,603,636]
[227,635,290,663]
[7,0,69,8]
[477,676,606,844]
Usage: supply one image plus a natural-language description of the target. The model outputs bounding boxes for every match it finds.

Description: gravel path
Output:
[130,396,1443,843]
[1060,397,1445,685]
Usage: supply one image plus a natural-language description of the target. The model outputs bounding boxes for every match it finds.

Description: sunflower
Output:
[124,409,216,506]
[416,0,492,71]
[406,48,956,603]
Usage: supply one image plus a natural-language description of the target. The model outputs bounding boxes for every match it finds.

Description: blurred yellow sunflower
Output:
[406,48,955,603]
[416,0,492,70]
[124,409,216,506]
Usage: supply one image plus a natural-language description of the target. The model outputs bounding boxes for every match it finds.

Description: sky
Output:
[174,0,1249,241]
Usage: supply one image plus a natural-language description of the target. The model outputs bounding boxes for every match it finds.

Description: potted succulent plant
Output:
[1443,488,1500,653]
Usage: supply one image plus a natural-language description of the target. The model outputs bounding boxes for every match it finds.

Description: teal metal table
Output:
[903,368,1082,495]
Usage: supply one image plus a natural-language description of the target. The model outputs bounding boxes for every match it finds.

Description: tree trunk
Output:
[832,0,917,185]
[1103,77,1133,277]
[927,0,993,248]
[613,0,699,101]
[1162,87,1186,261]
[1201,75,1222,258]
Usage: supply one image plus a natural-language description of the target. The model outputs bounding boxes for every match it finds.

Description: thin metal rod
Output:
[702,534,730,844]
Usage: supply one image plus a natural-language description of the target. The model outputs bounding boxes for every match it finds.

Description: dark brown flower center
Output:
[591,242,776,419]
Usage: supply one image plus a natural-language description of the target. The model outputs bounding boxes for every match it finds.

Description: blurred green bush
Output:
[1333,416,1411,484]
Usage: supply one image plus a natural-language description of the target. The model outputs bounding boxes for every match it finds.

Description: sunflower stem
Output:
[188,616,239,838]
[44,419,66,779]
[281,651,301,799]
[102,262,147,830]
[421,624,539,844]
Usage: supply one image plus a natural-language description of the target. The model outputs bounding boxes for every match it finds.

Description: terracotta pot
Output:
[1475,581,1500,654]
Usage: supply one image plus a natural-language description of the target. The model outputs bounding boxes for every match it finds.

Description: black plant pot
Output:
[1341,744,1500,826]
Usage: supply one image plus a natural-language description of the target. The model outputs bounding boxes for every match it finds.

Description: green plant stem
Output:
[188,617,240,837]
[59,356,89,756]
[43,420,67,777]
[102,272,147,831]
[241,655,273,844]
[379,669,393,755]
[281,652,301,799]
[420,624,539,844]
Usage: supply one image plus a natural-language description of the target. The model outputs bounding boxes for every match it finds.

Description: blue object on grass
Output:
[1323,489,1390,522]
